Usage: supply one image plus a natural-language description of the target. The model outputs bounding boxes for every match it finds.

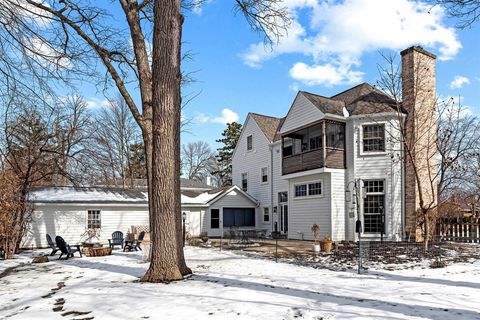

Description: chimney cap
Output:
[400,46,437,59]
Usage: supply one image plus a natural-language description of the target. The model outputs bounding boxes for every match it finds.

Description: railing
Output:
[282,147,345,175]
[282,148,324,175]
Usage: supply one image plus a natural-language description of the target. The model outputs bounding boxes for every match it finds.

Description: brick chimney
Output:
[401,46,438,240]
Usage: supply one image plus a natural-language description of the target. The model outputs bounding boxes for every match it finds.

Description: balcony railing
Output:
[282,147,345,175]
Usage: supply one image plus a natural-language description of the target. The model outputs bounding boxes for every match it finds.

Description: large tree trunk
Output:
[141,0,189,282]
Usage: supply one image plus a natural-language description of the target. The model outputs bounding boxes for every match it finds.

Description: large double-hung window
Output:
[363,180,385,233]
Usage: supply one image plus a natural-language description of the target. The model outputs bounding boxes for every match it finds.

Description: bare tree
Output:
[0,0,290,281]
[93,95,141,188]
[181,141,214,181]
[436,0,480,28]
[376,50,480,248]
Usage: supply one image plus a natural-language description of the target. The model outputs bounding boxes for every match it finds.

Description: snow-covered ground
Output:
[1,246,480,320]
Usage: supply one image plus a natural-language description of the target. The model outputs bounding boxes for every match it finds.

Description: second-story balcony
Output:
[282,120,346,175]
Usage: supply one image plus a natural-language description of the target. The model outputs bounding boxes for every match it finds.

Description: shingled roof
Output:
[300,91,346,116]
[250,113,284,142]
[331,83,400,115]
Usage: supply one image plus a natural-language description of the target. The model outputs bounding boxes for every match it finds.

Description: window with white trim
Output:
[295,181,323,198]
[363,180,385,233]
[263,207,270,222]
[308,182,322,196]
[241,173,248,191]
[247,135,253,151]
[294,184,307,197]
[87,210,101,229]
[261,167,268,183]
[210,209,220,229]
[363,124,385,152]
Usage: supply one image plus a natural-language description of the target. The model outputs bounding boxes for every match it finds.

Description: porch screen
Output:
[223,208,255,227]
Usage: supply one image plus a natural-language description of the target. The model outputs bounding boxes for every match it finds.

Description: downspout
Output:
[269,144,274,232]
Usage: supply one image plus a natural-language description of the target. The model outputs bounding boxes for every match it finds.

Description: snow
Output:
[181,190,222,204]
[30,187,148,203]
[31,186,222,205]
[1,246,480,320]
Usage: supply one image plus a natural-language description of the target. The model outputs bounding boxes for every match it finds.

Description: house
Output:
[23,183,258,248]
[232,46,437,241]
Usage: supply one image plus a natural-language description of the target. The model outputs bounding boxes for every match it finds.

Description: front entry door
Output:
[278,192,288,234]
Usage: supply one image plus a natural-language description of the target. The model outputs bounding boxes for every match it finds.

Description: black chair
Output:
[108,231,124,249]
[0,247,5,260]
[46,234,59,256]
[55,236,82,260]
[124,231,145,252]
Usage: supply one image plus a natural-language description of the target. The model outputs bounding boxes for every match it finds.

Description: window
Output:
[210,209,220,229]
[295,184,307,197]
[278,192,288,203]
[308,182,322,196]
[363,180,385,233]
[241,173,248,191]
[282,137,294,156]
[295,181,323,198]
[263,207,270,222]
[223,208,255,227]
[87,210,101,229]
[363,124,385,152]
[261,167,268,183]
[326,122,345,149]
[247,135,253,151]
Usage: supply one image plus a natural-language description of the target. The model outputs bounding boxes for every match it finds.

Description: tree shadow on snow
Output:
[190,274,480,320]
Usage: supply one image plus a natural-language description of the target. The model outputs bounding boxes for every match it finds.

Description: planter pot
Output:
[320,240,333,253]
[312,244,320,253]
[142,242,151,262]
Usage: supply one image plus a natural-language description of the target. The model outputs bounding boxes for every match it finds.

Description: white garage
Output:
[23,185,259,248]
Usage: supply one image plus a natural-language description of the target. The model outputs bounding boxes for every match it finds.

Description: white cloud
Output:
[194,112,210,124]
[241,0,461,86]
[86,97,110,109]
[450,75,470,89]
[289,62,363,86]
[211,108,239,124]
[438,96,474,120]
[192,109,240,125]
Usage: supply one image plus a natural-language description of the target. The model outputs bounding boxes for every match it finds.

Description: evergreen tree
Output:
[212,122,242,187]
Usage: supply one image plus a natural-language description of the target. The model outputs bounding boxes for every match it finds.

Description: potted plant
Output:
[311,224,320,253]
[320,234,333,253]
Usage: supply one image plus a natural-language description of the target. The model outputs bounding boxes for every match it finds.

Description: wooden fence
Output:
[436,218,480,243]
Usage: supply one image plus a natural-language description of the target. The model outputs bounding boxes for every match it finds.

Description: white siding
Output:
[287,173,331,240]
[279,93,324,134]
[23,204,149,248]
[183,207,207,237]
[345,116,404,240]
[207,189,257,237]
[24,204,208,248]
[232,115,274,232]
[330,170,346,241]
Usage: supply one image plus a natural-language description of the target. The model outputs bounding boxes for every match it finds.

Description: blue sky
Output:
[80,0,480,151]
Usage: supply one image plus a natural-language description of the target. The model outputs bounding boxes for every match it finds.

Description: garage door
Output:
[223,208,255,227]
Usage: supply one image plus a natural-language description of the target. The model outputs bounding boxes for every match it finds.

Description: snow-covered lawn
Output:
[1,246,480,320]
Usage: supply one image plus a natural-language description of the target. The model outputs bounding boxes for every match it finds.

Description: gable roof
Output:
[300,91,346,116]
[331,82,400,115]
[249,113,284,142]
[206,185,258,206]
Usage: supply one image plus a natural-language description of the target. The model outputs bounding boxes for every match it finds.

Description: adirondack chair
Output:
[46,234,59,256]
[124,231,145,252]
[55,236,82,260]
[108,231,124,249]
